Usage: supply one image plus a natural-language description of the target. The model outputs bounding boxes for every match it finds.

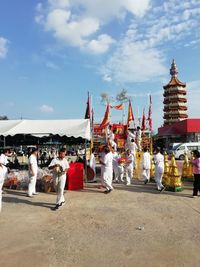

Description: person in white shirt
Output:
[89,148,97,182]
[112,149,119,182]
[27,147,39,197]
[49,148,69,210]
[125,138,138,157]
[0,149,10,212]
[106,125,117,151]
[124,149,135,185]
[101,146,113,194]
[153,147,165,192]
[142,147,151,184]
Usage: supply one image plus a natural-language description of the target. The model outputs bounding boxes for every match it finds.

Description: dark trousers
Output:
[193,174,200,196]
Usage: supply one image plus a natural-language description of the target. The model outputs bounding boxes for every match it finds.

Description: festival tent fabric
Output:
[0,119,91,140]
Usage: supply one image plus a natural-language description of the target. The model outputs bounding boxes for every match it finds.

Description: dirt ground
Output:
[1,178,200,267]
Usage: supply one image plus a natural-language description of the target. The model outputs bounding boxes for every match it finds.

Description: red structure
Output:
[163,59,188,126]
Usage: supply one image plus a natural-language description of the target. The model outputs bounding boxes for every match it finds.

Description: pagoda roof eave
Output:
[163,76,186,89]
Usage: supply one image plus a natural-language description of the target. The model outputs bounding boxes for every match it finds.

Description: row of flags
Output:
[84,93,153,132]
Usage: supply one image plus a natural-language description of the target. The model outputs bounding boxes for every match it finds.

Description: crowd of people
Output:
[1,125,200,213]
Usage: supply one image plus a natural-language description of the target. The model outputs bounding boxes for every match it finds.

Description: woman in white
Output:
[27,148,39,197]
[142,147,151,184]
[153,147,165,192]
[49,148,69,210]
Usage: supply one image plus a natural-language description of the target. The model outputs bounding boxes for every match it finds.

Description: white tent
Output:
[0,119,91,140]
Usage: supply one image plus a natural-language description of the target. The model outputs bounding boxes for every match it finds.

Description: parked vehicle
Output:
[171,142,200,160]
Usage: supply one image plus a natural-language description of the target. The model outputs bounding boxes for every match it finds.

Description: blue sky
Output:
[0,0,200,133]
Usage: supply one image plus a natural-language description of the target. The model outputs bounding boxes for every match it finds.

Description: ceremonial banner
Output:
[141,108,146,131]
[100,104,110,129]
[110,103,124,110]
[127,100,134,127]
[84,92,90,119]
[148,95,152,132]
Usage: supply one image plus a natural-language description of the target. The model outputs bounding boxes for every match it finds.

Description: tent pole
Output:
[3,136,6,148]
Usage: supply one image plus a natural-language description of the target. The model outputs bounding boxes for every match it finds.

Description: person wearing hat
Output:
[27,147,39,197]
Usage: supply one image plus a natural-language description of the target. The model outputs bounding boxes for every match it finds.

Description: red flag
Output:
[127,100,134,127]
[148,95,152,132]
[84,92,90,119]
[141,108,146,131]
[100,104,110,129]
[110,103,124,110]
[91,108,94,128]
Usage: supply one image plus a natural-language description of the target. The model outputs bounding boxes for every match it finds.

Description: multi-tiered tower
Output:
[163,60,188,126]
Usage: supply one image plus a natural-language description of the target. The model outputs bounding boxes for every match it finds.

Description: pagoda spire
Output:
[170,59,178,77]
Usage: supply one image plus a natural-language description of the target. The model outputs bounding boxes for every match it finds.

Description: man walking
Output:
[27,147,39,197]
[153,147,165,192]
[142,147,151,184]
[49,148,69,210]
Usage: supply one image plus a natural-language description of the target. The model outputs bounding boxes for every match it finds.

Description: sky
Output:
[0,0,200,133]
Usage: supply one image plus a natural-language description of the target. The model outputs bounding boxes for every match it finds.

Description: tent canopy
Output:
[0,119,91,140]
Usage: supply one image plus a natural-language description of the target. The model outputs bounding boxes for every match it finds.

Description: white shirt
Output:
[49,157,69,178]
[0,153,9,166]
[142,152,151,170]
[89,153,96,171]
[104,152,113,169]
[112,151,119,168]
[126,154,135,169]
[153,152,164,172]
[28,154,38,176]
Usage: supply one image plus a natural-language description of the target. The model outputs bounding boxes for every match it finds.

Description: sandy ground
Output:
[1,178,200,267]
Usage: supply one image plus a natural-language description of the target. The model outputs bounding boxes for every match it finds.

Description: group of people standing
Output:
[0,147,70,212]
[88,125,166,194]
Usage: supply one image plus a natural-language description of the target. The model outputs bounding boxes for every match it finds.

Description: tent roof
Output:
[0,119,91,140]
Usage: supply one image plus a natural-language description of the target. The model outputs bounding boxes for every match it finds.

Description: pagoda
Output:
[163,59,188,126]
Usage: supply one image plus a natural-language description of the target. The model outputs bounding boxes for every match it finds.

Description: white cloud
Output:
[46,61,59,69]
[102,0,200,83]
[86,34,115,54]
[35,0,151,54]
[40,104,54,112]
[0,37,9,59]
[101,42,167,83]
[187,80,200,117]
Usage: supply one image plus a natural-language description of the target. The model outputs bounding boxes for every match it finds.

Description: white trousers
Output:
[28,175,37,196]
[113,165,119,181]
[125,167,133,185]
[103,167,113,190]
[117,166,124,182]
[154,169,164,190]
[54,174,66,205]
[142,169,150,182]
[0,179,3,212]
